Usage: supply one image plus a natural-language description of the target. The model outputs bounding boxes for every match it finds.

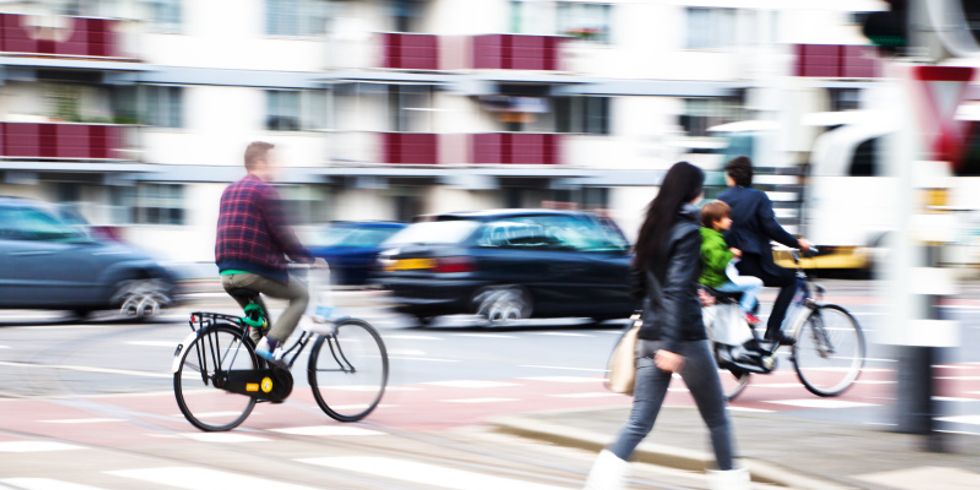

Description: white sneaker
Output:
[584,450,628,490]
[708,466,750,490]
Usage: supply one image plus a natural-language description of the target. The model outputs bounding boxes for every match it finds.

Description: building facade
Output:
[0,0,889,263]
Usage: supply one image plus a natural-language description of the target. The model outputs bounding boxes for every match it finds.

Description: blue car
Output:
[308,221,406,285]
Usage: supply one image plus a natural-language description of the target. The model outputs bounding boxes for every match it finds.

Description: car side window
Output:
[0,207,79,241]
[527,215,630,252]
[477,220,563,249]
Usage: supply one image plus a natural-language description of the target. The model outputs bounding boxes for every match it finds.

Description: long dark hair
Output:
[634,161,704,274]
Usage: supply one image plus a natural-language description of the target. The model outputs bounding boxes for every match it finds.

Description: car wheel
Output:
[474,286,531,327]
[112,279,171,320]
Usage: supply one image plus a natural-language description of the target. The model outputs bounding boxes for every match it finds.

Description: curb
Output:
[491,416,854,490]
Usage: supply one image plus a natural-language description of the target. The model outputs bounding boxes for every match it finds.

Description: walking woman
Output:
[585,162,748,490]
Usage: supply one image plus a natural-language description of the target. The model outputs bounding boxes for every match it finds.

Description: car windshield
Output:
[477,214,629,252]
[316,224,401,248]
[383,220,480,247]
[0,207,90,242]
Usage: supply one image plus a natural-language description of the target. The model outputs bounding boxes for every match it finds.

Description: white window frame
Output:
[556,2,612,44]
[685,7,736,50]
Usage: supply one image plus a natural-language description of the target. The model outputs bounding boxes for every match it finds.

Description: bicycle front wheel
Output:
[308,318,389,422]
[792,304,866,397]
[174,324,258,431]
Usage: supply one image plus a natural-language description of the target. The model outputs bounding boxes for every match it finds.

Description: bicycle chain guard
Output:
[219,366,293,403]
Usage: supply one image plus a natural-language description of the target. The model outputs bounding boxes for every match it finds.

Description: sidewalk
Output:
[493,407,980,489]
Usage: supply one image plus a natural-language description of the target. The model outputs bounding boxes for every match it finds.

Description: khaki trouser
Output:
[222,273,309,344]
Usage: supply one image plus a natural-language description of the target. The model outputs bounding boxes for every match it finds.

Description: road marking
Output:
[386,334,442,341]
[181,433,269,443]
[530,332,592,337]
[0,478,103,490]
[390,356,460,363]
[854,380,896,385]
[331,385,419,392]
[125,340,177,348]
[934,364,978,370]
[856,466,980,490]
[107,467,316,490]
[269,426,385,437]
[445,397,519,404]
[0,441,84,453]
[519,364,607,373]
[727,407,776,413]
[388,349,427,356]
[41,418,126,424]
[321,404,398,411]
[551,392,620,399]
[747,383,805,389]
[764,399,877,409]
[805,367,891,373]
[937,376,980,381]
[933,396,980,403]
[0,345,9,349]
[455,333,518,339]
[593,330,626,335]
[424,380,519,389]
[936,415,980,426]
[172,411,248,419]
[519,376,605,384]
[299,456,567,490]
[0,360,169,379]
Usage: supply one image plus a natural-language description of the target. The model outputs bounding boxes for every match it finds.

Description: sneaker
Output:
[745,312,761,326]
[254,337,282,366]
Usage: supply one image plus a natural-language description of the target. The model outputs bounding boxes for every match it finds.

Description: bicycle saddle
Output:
[701,286,742,304]
[227,288,260,300]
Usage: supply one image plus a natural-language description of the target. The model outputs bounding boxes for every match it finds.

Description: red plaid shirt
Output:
[215,175,312,283]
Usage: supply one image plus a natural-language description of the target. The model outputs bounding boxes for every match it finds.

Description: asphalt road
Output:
[0,279,978,489]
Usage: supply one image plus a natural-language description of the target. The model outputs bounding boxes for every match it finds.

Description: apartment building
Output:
[0,0,888,263]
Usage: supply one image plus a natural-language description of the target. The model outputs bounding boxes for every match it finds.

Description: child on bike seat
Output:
[698,200,763,326]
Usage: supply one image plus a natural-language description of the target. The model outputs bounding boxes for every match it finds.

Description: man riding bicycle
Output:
[215,141,324,363]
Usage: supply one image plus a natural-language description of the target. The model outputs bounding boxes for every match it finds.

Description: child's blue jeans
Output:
[715,275,763,313]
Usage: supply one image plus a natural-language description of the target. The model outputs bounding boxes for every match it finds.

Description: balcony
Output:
[0,14,120,58]
[471,133,561,165]
[382,132,439,164]
[794,44,880,78]
[381,33,439,70]
[471,34,562,71]
[0,122,128,160]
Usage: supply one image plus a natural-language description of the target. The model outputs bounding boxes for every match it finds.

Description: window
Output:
[0,207,84,241]
[142,86,183,128]
[849,138,879,177]
[134,184,185,225]
[557,2,612,43]
[686,7,736,50]
[828,88,862,112]
[266,90,328,131]
[679,98,742,137]
[478,215,627,252]
[555,96,610,134]
[146,0,183,32]
[266,0,330,36]
[388,85,433,132]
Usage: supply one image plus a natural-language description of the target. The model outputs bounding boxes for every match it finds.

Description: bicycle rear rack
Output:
[188,311,244,333]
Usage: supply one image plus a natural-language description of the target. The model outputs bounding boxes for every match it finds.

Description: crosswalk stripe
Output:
[0,441,84,453]
[529,332,592,338]
[727,406,776,413]
[269,426,385,437]
[0,360,169,379]
[1,478,104,490]
[386,335,442,341]
[550,392,620,399]
[298,456,568,490]
[423,380,518,389]
[125,340,177,348]
[519,376,604,384]
[518,365,606,373]
[445,397,519,404]
[764,399,877,409]
[455,333,518,339]
[41,418,126,424]
[181,433,269,443]
[107,467,316,490]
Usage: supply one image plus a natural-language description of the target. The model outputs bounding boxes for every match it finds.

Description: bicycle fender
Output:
[171,330,199,373]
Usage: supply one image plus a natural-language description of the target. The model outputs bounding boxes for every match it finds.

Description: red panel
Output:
[2,14,37,53]
[382,132,439,164]
[544,36,559,71]
[87,19,113,57]
[382,32,398,69]
[56,124,90,158]
[471,133,502,163]
[3,123,40,157]
[804,44,838,57]
[58,17,88,55]
[90,125,109,159]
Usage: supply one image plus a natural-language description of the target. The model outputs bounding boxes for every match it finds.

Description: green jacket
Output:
[698,227,733,288]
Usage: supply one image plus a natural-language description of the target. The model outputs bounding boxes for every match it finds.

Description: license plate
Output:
[387,258,436,271]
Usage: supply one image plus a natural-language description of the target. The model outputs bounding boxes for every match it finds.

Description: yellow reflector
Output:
[245,383,259,392]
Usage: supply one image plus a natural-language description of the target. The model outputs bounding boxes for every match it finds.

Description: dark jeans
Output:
[608,339,734,470]
[736,252,797,337]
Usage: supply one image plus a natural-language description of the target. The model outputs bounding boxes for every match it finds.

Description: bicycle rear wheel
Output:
[308,318,389,422]
[792,304,866,397]
[174,324,258,431]
[719,369,752,402]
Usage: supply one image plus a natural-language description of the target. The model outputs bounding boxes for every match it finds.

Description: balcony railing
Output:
[0,14,119,58]
[794,44,880,78]
[471,34,562,71]
[381,33,439,70]
[471,133,561,165]
[382,132,440,164]
[0,122,127,160]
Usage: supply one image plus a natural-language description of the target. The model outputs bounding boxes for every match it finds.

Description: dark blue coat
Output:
[717,186,797,259]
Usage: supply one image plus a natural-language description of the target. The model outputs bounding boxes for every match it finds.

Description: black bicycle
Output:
[706,249,867,401]
[171,286,388,432]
